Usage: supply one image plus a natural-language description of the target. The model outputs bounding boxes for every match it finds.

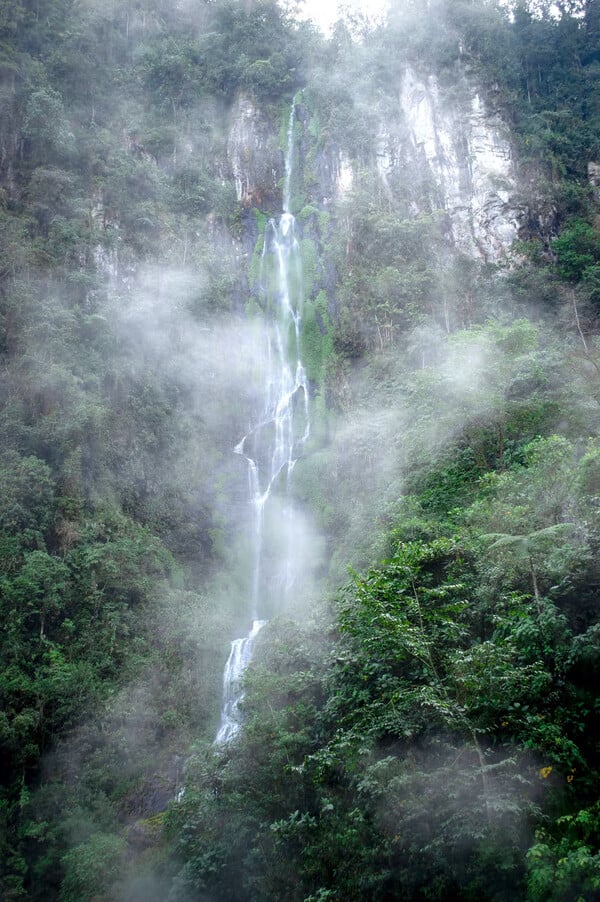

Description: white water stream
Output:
[215,98,309,744]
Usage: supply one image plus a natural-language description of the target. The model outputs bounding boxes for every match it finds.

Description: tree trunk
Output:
[530,555,542,614]
[571,288,588,352]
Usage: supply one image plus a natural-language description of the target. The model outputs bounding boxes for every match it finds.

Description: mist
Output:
[1,0,598,898]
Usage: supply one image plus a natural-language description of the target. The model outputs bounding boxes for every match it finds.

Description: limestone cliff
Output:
[226,69,521,265]
[378,67,520,262]
[226,95,282,208]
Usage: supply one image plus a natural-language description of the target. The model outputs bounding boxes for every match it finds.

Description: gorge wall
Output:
[225,65,521,269]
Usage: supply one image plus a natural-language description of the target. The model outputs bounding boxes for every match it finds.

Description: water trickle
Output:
[215,620,267,745]
[216,97,309,744]
[283,100,296,214]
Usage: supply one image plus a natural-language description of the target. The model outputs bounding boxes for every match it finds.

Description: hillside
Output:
[0,1,599,899]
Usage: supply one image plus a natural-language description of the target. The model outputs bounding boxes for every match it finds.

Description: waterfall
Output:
[283,100,295,214]
[214,619,267,745]
[215,97,309,744]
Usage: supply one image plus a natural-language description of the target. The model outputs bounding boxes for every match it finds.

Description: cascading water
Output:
[215,98,309,745]
[214,619,267,745]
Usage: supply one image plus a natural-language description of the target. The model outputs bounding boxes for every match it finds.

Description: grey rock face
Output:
[226,95,281,208]
[376,67,520,262]
[589,161,600,203]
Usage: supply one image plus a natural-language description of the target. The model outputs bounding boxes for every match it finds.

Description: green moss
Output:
[298,204,320,221]
[249,241,265,291]
[318,209,330,235]
[308,111,321,142]
[300,290,334,388]
[248,209,268,289]
[253,208,268,233]
[140,812,166,829]
[300,238,316,299]
[299,205,331,243]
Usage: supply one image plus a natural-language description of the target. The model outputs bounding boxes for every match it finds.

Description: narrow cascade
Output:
[215,97,309,744]
[215,620,267,745]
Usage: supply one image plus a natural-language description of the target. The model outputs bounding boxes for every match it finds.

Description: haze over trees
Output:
[0,0,599,899]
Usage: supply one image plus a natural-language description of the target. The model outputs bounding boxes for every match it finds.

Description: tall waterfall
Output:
[215,98,309,745]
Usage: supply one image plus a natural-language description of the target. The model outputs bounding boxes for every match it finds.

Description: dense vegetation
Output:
[0,0,599,899]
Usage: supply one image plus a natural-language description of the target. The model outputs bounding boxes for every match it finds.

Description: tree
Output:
[482,524,576,610]
[9,551,70,642]
[22,88,72,165]
[60,833,125,902]
[553,219,600,284]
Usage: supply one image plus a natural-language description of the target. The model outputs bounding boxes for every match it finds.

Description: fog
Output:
[11,0,596,897]
[295,0,389,33]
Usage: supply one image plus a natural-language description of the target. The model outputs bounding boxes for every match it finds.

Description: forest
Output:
[0,0,600,899]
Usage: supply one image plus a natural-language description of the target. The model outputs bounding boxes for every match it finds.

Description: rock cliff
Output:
[226,95,282,208]
[378,67,520,262]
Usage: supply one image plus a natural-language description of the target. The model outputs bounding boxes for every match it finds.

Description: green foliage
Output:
[0,452,54,545]
[22,87,73,165]
[0,0,320,896]
[137,37,203,110]
[168,517,598,899]
[60,833,125,902]
[527,805,600,901]
[166,306,600,896]
[552,219,600,285]
[328,191,442,352]
[300,290,334,387]
[0,0,599,899]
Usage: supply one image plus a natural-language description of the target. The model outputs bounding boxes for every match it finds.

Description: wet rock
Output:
[375,67,520,262]
[226,94,281,209]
